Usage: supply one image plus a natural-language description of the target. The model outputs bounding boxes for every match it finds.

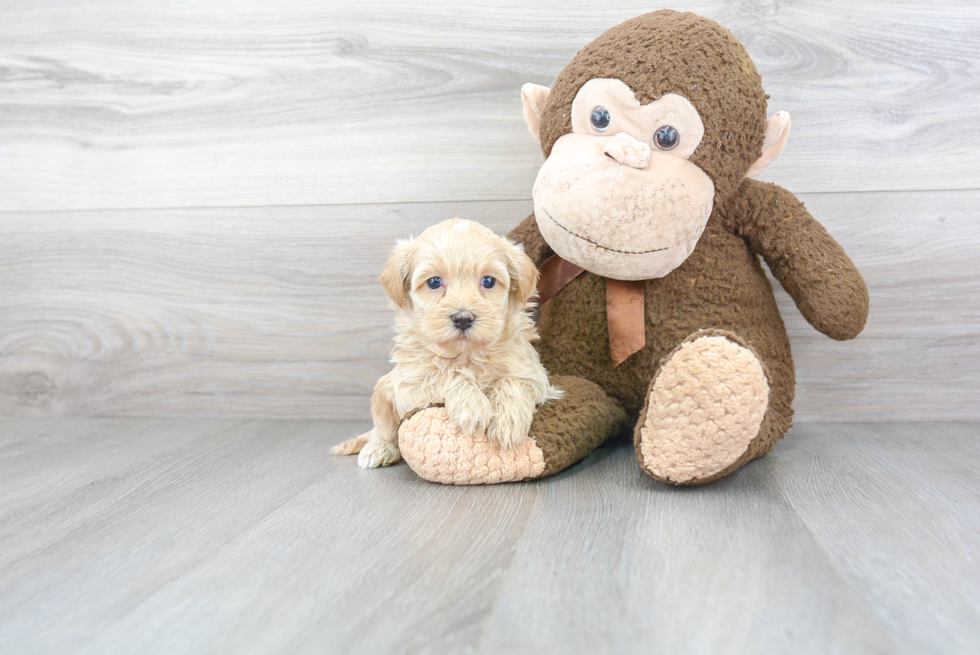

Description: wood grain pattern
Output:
[765,423,980,655]
[1,1,977,420]
[478,446,902,654]
[1,418,976,653]
[0,1,977,212]
[2,191,977,421]
[0,417,241,528]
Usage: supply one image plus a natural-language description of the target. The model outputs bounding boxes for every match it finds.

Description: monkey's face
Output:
[532,78,715,281]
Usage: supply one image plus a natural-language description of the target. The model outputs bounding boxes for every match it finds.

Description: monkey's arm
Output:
[726,179,869,340]
[507,213,554,268]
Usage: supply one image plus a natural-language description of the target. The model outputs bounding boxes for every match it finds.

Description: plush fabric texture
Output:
[603,131,651,169]
[531,375,628,477]
[746,111,791,178]
[538,9,768,207]
[571,80,706,160]
[399,409,547,484]
[721,180,870,340]
[389,9,867,486]
[533,133,715,279]
[533,75,716,281]
[398,375,627,484]
[510,172,869,483]
[502,10,869,485]
[635,331,770,484]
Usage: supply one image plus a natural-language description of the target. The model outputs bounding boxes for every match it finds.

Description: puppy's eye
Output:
[591,106,611,131]
[481,276,496,290]
[426,277,442,290]
[654,125,679,150]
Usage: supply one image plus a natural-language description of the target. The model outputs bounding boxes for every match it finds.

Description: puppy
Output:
[332,218,562,469]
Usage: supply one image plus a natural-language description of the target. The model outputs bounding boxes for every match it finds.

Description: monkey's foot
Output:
[398,408,545,484]
[399,376,626,485]
[635,331,770,485]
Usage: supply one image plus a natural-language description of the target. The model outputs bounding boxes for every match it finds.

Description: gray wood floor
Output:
[1,419,977,654]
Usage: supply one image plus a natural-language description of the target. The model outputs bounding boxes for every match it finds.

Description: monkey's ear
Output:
[746,111,791,178]
[521,83,551,145]
[504,240,540,307]
[379,238,416,308]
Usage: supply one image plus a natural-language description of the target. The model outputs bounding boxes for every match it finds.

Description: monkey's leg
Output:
[634,329,781,485]
[398,376,626,485]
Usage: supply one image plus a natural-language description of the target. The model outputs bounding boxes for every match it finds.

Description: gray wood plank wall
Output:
[1,1,978,420]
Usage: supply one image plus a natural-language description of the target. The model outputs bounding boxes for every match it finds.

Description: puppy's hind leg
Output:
[331,434,369,456]
[357,373,403,469]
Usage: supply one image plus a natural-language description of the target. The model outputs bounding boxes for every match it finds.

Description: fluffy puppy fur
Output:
[332,218,562,469]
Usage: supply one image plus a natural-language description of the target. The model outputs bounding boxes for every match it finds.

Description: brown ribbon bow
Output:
[537,254,646,367]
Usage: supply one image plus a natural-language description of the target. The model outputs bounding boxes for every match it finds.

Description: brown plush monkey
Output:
[398,10,868,485]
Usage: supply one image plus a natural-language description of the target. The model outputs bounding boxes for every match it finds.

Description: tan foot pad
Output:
[398,408,545,485]
[639,334,769,484]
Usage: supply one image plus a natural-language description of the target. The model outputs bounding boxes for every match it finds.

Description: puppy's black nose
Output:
[451,311,475,331]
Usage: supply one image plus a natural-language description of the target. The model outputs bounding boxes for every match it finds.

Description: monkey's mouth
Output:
[539,208,667,255]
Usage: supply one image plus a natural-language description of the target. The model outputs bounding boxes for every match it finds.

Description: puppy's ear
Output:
[379,238,416,308]
[504,240,540,307]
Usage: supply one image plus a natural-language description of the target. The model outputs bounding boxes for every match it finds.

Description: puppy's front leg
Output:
[443,374,494,438]
[356,373,403,469]
[487,378,536,449]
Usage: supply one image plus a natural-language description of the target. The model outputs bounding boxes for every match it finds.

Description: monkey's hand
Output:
[443,375,494,438]
[728,179,869,340]
[487,378,536,449]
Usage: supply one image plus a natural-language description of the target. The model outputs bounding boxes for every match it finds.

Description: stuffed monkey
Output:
[398,10,868,485]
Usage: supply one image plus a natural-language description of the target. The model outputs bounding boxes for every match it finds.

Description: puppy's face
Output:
[380,219,538,355]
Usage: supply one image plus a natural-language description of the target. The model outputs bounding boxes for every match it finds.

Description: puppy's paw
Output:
[448,395,494,438]
[357,440,402,469]
[488,410,531,450]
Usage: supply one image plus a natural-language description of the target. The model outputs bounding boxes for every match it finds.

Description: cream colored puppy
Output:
[332,218,561,469]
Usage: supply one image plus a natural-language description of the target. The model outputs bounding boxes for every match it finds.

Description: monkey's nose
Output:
[451,311,475,331]
[603,132,651,169]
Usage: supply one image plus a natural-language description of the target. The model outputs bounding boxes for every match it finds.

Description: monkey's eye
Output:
[481,276,496,289]
[426,277,442,290]
[654,125,680,150]
[590,106,611,131]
